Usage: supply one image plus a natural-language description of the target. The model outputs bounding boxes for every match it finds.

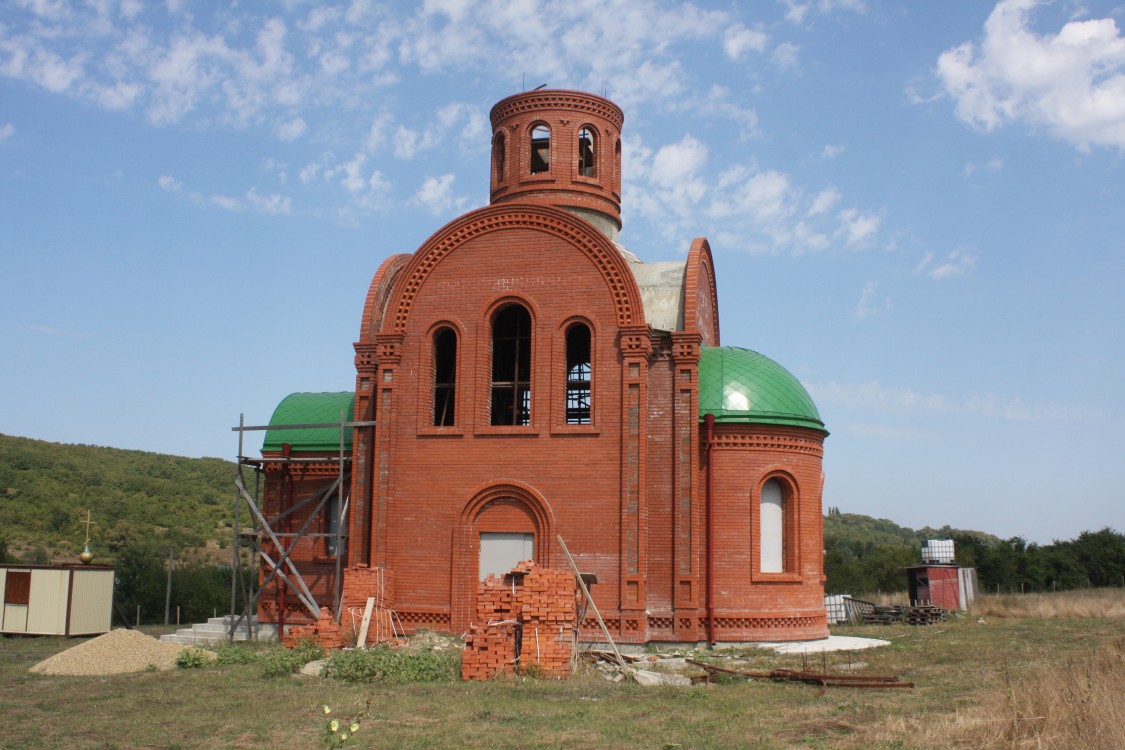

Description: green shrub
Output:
[211,642,263,666]
[258,638,324,679]
[175,647,211,669]
[322,645,460,684]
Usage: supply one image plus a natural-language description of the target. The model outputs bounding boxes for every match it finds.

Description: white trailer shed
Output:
[0,564,115,636]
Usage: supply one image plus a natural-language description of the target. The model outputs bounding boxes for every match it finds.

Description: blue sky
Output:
[2,0,1122,544]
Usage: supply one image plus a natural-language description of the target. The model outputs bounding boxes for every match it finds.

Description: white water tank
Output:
[921,539,955,565]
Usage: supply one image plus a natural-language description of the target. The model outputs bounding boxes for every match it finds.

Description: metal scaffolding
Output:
[227,412,375,641]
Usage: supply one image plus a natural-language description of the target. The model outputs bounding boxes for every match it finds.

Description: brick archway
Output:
[450,481,555,631]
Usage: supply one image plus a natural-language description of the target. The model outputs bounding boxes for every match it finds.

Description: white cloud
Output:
[916,247,978,280]
[413,173,465,215]
[157,174,182,192]
[820,143,845,160]
[723,24,769,61]
[808,185,841,216]
[835,207,880,246]
[246,187,291,214]
[854,280,890,319]
[772,41,801,69]
[211,194,242,211]
[936,0,1125,151]
[962,158,1003,177]
[0,123,14,140]
[784,0,867,26]
[276,116,307,141]
[650,135,708,187]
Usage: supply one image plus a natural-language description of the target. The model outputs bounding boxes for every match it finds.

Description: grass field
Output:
[1,589,1122,750]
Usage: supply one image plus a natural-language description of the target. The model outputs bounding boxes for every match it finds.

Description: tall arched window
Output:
[578,127,595,177]
[432,327,457,426]
[530,124,551,174]
[492,131,506,184]
[614,138,622,190]
[565,323,591,424]
[760,479,785,573]
[491,305,532,425]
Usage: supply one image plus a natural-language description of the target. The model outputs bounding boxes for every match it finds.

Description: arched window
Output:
[491,305,532,425]
[565,323,591,424]
[760,479,785,573]
[578,127,595,177]
[530,124,550,174]
[492,131,506,183]
[432,327,457,426]
[614,138,622,189]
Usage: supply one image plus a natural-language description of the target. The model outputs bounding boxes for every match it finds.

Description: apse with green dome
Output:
[262,392,356,452]
[698,347,826,432]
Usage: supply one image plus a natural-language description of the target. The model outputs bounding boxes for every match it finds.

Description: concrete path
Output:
[752,635,890,653]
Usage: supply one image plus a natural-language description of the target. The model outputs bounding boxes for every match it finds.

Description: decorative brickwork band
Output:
[390,205,643,334]
[711,432,825,457]
[490,90,624,131]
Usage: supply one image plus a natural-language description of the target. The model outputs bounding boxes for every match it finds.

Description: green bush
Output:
[258,638,324,679]
[211,642,264,666]
[175,647,211,669]
[322,645,461,684]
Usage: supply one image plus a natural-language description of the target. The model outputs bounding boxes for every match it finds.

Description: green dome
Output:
[262,392,355,453]
[698,347,825,432]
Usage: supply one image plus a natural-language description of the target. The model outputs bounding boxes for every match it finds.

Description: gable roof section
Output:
[698,347,826,432]
[262,392,356,453]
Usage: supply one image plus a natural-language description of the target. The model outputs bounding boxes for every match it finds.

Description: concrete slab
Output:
[752,635,890,654]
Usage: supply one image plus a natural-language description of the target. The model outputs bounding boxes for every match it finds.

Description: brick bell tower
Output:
[488,89,624,241]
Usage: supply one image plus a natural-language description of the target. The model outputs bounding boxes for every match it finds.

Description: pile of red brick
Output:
[461,562,579,680]
[283,606,345,649]
[282,565,396,650]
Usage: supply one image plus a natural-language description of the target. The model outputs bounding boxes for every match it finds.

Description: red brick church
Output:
[253,89,829,645]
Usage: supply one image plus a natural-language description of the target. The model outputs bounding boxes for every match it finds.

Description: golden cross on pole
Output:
[79,509,97,564]
[81,509,97,546]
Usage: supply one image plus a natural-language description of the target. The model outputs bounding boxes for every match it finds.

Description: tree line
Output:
[825,511,1125,596]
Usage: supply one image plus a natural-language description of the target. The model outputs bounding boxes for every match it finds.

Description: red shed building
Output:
[252,89,830,645]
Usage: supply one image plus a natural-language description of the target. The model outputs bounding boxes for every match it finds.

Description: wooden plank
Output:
[355,597,376,649]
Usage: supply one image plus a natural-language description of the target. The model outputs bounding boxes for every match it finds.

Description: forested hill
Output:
[824,510,1000,551]
[0,433,236,560]
[823,507,1125,595]
[3,433,1121,597]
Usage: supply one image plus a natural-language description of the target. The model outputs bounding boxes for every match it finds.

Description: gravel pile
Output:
[29,628,193,676]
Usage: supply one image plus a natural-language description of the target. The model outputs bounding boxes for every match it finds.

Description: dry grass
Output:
[971,587,1125,619]
[948,636,1125,749]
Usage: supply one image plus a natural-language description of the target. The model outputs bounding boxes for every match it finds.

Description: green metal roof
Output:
[262,392,356,453]
[698,347,826,432]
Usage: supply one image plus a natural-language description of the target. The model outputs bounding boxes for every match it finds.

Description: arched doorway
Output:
[451,482,554,631]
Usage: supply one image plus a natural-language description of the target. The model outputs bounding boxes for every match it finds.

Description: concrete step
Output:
[158,615,281,645]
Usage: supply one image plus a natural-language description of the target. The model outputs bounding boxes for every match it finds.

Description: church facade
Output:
[256,89,829,644]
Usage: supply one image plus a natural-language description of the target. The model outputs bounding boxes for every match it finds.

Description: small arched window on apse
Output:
[432,327,457,426]
[760,478,786,573]
[530,124,551,174]
[578,127,595,177]
[614,138,622,189]
[491,305,532,426]
[565,323,592,424]
[492,131,507,184]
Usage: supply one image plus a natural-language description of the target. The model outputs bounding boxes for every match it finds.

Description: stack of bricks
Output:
[281,565,395,651]
[461,561,578,681]
[282,607,345,649]
[518,565,578,676]
[342,565,398,647]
